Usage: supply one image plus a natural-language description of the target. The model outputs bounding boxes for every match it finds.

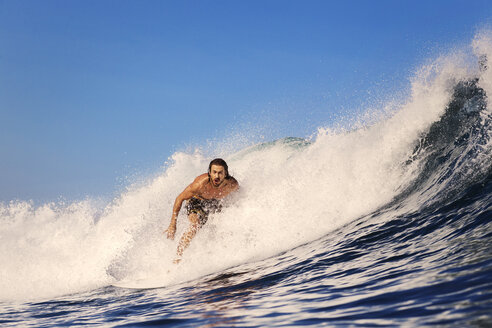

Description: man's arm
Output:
[165,175,205,240]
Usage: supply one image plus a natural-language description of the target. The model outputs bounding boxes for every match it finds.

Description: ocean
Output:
[1,34,491,327]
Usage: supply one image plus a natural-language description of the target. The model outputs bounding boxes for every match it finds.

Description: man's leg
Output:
[176,212,203,257]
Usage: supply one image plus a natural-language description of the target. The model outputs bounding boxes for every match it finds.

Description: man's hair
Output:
[208,158,230,178]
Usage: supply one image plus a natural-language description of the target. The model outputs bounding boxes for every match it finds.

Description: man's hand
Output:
[164,224,176,240]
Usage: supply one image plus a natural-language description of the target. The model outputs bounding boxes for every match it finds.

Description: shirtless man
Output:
[165,158,239,260]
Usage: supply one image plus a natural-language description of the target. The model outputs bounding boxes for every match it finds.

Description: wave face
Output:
[1,33,491,326]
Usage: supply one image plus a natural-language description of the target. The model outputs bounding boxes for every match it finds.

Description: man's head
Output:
[208,158,229,187]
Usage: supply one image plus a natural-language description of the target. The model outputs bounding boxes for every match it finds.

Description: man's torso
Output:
[193,174,238,200]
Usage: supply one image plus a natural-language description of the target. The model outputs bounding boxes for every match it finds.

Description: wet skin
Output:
[165,164,239,259]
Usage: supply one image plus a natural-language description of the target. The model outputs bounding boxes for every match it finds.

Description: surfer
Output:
[165,158,239,262]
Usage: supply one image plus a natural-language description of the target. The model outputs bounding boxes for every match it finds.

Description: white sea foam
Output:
[1,32,492,301]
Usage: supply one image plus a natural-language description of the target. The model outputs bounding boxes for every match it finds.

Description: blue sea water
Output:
[1,36,492,327]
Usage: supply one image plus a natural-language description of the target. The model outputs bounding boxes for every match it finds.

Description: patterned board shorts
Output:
[185,197,222,225]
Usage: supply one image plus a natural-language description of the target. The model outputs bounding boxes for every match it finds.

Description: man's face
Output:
[209,165,226,187]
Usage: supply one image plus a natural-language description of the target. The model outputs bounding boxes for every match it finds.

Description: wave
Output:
[1,32,491,302]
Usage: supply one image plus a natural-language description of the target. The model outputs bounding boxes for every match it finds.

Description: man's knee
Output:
[188,212,197,222]
[188,213,205,226]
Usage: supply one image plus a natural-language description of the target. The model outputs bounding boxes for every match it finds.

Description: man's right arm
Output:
[165,177,202,240]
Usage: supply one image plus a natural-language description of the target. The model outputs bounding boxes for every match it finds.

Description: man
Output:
[165,158,239,261]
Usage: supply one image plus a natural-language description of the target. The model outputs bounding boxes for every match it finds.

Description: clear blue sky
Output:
[1,0,492,202]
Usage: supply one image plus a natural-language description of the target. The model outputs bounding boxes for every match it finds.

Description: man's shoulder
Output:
[186,174,209,193]
[193,173,209,185]
[227,176,239,187]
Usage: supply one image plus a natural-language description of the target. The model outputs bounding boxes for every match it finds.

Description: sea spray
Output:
[112,49,474,288]
[1,32,492,301]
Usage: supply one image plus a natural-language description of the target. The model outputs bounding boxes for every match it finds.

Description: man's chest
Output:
[199,183,229,199]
